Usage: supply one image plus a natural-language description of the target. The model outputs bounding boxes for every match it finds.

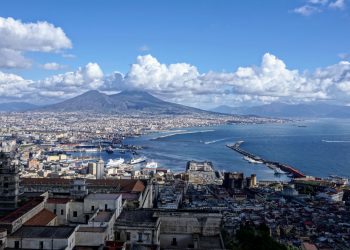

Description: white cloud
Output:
[329,0,346,9]
[36,62,104,99]
[41,62,66,70]
[0,49,31,68]
[0,16,72,69]
[308,0,328,5]
[0,71,33,99]
[293,5,322,16]
[0,17,71,52]
[1,53,350,108]
[125,54,202,93]
[293,0,346,15]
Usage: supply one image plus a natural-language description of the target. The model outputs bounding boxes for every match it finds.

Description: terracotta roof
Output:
[0,197,44,223]
[24,209,56,226]
[21,178,146,193]
[21,178,72,186]
[86,179,145,192]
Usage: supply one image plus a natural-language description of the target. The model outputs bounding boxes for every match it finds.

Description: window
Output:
[116,232,120,240]
[73,211,77,217]
[172,238,177,246]
[91,205,95,211]
[138,232,143,242]
[54,209,56,214]
[61,209,64,215]
[4,183,8,188]
[126,232,131,241]
[39,241,44,249]
[14,241,19,248]
[105,204,108,210]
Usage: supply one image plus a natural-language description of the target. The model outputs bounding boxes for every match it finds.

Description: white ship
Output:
[130,156,147,165]
[274,168,286,175]
[145,160,158,169]
[106,158,124,168]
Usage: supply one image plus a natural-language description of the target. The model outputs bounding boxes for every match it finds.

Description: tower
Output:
[96,159,105,179]
[0,152,20,210]
[251,174,257,187]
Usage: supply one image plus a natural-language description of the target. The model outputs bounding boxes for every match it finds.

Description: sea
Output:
[85,119,350,181]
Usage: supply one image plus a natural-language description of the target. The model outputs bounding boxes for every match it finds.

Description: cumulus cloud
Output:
[0,16,72,68]
[36,62,104,99]
[1,53,350,108]
[0,49,31,68]
[41,62,66,70]
[0,71,34,100]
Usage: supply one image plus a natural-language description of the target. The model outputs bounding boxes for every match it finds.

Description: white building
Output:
[7,226,77,250]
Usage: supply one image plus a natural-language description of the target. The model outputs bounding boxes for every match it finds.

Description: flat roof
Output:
[77,227,106,233]
[92,211,113,222]
[10,226,76,239]
[115,210,158,227]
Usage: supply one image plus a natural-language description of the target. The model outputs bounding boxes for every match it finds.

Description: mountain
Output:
[0,102,39,112]
[211,103,350,118]
[37,90,213,115]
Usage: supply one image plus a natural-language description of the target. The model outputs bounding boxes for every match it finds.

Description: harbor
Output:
[226,141,306,178]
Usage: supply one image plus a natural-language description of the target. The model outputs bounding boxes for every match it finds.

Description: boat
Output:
[274,168,286,175]
[145,160,158,169]
[105,146,114,154]
[243,156,263,164]
[84,148,98,152]
[106,158,124,168]
[130,156,147,165]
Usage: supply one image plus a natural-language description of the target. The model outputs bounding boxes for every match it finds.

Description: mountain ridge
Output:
[36,90,215,115]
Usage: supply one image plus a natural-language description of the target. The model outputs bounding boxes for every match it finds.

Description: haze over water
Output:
[123,119,350,180]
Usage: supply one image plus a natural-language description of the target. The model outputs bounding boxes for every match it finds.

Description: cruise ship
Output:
[130,156,147,165]
[106,158,124,168]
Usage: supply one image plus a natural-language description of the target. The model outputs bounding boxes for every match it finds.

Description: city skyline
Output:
[0,0,350,108]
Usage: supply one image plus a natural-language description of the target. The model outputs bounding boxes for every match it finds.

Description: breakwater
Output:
[226,141,306,178]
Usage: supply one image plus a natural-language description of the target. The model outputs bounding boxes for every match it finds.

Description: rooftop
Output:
[86,193,121,201]
[24,209,56,226]
[115,209,158,227]
[92,211,113,222]
[77,226,106,233]
[9,225,76,239]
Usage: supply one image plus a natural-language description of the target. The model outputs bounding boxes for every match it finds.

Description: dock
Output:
[226,141,306,178]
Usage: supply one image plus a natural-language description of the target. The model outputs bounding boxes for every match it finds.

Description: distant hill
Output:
[211,103,350,118]
[0,102,38,112]
[37,90,215,115]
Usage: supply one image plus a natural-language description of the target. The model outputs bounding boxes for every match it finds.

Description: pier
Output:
[226,141,306,178]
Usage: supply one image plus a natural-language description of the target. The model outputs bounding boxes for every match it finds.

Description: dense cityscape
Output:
[1,0,350,249]
[0,111,349,250]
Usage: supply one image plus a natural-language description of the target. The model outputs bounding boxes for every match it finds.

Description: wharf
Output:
[226,141,306,178]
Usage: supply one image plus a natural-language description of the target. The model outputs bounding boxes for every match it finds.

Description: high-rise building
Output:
[0,152,20,210]
[88,162,97,175]
[96,159,105,179]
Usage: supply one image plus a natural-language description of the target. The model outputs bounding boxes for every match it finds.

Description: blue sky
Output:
[0,0,350,107]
